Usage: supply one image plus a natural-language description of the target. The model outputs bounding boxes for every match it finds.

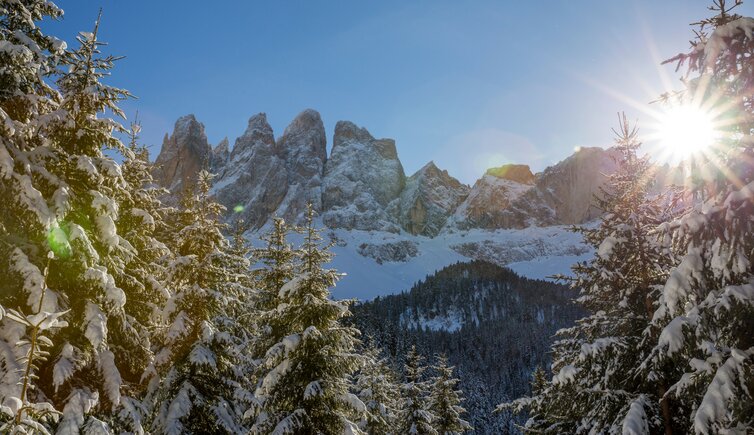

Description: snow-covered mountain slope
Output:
[250,219,591,300]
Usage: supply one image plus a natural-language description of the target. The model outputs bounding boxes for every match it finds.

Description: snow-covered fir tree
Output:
[0,6,158,432]
[220,220,258,403]
[529,366,548,397]
[0,1,66,430]
[246,215,299,426]
[150,170,253,434]
[103,118,174,433]
[643,1,754,432]
[354,341,403,434]
[251,217,298,335]
[249,204,365,434]
[429,355,472,435]
[429,356,471,435]
[499,115,677,433]
[400,346,437,435]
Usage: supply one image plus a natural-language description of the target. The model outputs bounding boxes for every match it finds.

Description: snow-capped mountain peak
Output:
[151,110,626,297]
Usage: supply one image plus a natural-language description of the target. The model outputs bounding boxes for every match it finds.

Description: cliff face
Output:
[448,173,534,230]
[209,137,229,174]
[212,113,288,229]
[530,147,620,225]
[393,162,469,237]
[275,109,327,224]
[153,111,626,235]
[152,115,211,195]
[446,149,621,230]
[320,121,405,232]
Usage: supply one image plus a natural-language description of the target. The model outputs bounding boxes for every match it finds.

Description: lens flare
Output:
[47,226,72,258]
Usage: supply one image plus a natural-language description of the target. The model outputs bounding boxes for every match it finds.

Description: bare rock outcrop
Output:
[524,146,619,225]
[274,109,327,223]
[358,240,419,264]
[209,137,230,174]
[448,171,535,230]
[212,113,288,229]
[448,149,619,230]
[152,114,211,194]
[321,121,405,232]
[393,162,469,237]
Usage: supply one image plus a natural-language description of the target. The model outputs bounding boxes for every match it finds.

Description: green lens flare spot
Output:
[233,205,244,213]
[47,226,72,259]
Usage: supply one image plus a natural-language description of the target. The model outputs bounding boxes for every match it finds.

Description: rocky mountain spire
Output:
[152,114,212,193]
[275,109,327,222]
[213,113,288,229]
[321,121,406,232]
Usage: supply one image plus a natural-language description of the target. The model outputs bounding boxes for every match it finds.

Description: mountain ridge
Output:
[152,109,624,236]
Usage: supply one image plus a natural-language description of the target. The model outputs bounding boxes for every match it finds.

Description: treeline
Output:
[352,261,583,434]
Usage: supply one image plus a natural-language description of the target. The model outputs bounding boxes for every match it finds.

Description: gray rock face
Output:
[152,114,211,194]
[448,172,535,230]
[393,162,469,237]
[451,237,590,265]
[524,146,619,225]
[212,113,289,229]
[153,111,626,237]
[275,109,327,223]
[209,137,230,174]
[506,147,619,228]
[321,121,405,232]
[448,149,619,230]
[357,240,419,264]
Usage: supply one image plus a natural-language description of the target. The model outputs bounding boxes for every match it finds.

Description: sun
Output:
[655,104,719,159]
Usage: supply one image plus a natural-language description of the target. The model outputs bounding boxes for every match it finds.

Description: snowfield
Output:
[250,220,593,300]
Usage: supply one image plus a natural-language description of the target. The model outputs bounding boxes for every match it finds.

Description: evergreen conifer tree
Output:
[249,204,365,434]
[219,220,258,405]
[401,346,437,435]
[643,1,754,432]
[429,356,471,435]
[0,7,159,432]
[253,217,297,311]
[499,115,677,433]
[354,341,403,434]
[150,171,252,434]
[0,2,66,430]
[104,118,174,433]
[530,366,547,397]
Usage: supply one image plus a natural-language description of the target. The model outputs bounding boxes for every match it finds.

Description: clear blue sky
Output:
[44,1,753,184]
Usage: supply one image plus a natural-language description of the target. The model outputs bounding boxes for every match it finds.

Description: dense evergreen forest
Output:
[352,261,584,433]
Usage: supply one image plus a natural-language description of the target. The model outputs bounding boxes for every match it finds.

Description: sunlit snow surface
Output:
[249,219,593,300]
